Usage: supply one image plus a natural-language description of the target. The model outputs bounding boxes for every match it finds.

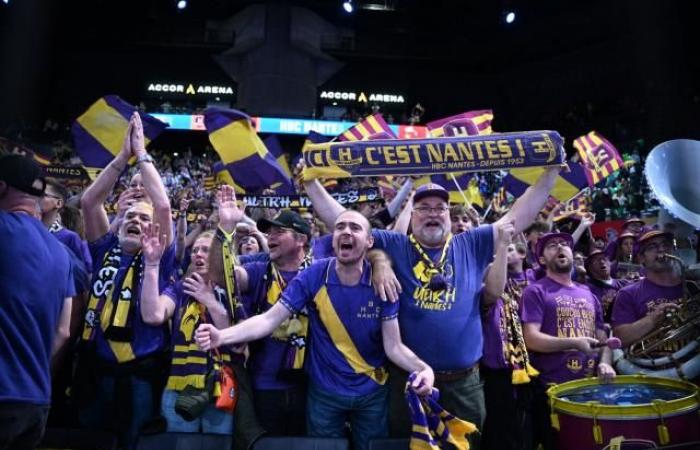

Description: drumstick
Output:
[592,337,622,349]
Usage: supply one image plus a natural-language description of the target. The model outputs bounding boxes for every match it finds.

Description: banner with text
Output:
[242,188,381,210]
[302,131,564,180]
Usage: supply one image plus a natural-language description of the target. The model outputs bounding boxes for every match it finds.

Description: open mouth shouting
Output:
[424,219,443,230]
[125,223,142,237]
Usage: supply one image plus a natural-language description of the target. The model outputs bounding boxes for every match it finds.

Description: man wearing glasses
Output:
[521,232,614,450]
[611,230,684,347]
[303,167,561,450]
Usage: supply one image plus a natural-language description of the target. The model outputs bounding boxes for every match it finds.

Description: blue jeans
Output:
[78,374,154,450]
[307,383,389,450]
[161,389,233,435]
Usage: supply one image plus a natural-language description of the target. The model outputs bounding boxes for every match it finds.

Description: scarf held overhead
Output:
[302,130,564,180]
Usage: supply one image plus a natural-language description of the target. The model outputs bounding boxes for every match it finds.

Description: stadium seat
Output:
[38,427,118,450]
[252,436,350,450]
[135,432,233,450]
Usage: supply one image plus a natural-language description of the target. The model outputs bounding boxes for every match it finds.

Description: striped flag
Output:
[505,162,590,203]
[336,114,396,192]
[204,108,292,193]
[71,95,167,168]
[426,110,494,138]
[263,135,295,194]
[424,110,493,206]
[338,114,396,142]
[573,131,624,186]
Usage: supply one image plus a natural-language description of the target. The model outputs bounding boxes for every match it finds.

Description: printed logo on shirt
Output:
[357,300,382,320]
[411,262,456,311]
[555,295,596,339]
[566,357,583,373]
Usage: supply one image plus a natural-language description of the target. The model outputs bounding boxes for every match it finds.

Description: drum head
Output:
[559,383,688,405]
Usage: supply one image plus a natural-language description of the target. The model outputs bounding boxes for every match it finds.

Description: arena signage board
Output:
[318,90,405,104]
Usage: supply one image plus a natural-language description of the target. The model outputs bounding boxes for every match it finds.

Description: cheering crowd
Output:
[1,110,695,450]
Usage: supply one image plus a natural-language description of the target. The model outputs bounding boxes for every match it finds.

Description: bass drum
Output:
[547,375,700,450]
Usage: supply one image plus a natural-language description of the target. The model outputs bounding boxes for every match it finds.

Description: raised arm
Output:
[482,220,514,305]
[497,164,561,235]
[390,191,414,235]
[382,319,434,396]
[302,177,346,230]
[385,178,414,218]
[130,112,173,246]
[81,121,133,241]
[195,302,291,350]
[571,213,595,245]
[140,222,176,325]
[175,196,191,262]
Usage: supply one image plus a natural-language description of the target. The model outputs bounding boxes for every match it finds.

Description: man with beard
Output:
[304,166,561,449]
[585,249,629,323]
[76,113,176,449]
[611,230,684,347]
[196,210,434,450]
[521,232,615,450]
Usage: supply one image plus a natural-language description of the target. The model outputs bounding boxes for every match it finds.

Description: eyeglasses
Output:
[414,206,449,215]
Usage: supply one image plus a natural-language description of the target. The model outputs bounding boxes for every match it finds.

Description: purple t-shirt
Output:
[610,278,683,327]
[521,277,605,384]
[242,261,300,391]
[586,278,629,323]
[481,270,532,370]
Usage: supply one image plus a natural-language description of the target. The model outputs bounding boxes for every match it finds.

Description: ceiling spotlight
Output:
[176,0,187,10]
[343,0,353,13]
[2,0,9,4]
[505,11,516,24]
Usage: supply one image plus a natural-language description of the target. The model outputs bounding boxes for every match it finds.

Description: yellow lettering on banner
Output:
[381,146,396,164]
[366,147,380,165]
[394,145,411,164]
[338,148,352,162]
[456,142,474,161]
[443,143,458,162]
[471,141,485,159]
[497,140,513,158]
[427,144,442,162]
[311,150,325,166]
[409,144,422,163]
[515,139,526,157]
[485,140,499,159]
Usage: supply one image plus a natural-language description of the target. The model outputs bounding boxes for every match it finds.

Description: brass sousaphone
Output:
[613,139,700,380]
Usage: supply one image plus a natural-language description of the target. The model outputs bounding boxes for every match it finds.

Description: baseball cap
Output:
[257,210,311,238]
[623,217,645,228]
[414,183,449,203]
[584,249,607,271]
[535,232,574,258]
[0,154,46,197]
[636,230,674,253]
